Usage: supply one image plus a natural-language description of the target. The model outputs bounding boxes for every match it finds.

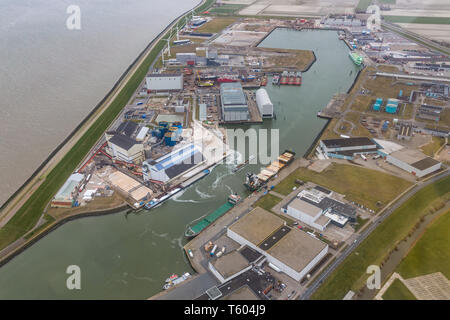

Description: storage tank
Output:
[164,132,176,147]
[268,263,281,272]
[210,245,218,256]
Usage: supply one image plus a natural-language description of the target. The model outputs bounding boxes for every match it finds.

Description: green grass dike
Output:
[382,279,416,300]
[311,175,450,300]
[0,0,216,251]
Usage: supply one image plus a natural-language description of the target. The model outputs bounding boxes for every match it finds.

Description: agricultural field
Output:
[273,163,413,211]
[196,17,238,33]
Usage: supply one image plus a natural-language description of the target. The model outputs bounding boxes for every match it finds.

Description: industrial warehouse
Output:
[318,137,380,160]
[282,186,357,231]
[226,207,328,282]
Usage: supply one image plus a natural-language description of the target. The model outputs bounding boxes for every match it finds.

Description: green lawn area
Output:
[421,136,446,157]
[311,175,450,300]
[384,16,450,25]
[253,193,283,212]
[397,209,450,279]
[273,163,412,211]
[354,216,370,232]
[382,279,416,300]
[0,0,216,251]
[196,17,237,33]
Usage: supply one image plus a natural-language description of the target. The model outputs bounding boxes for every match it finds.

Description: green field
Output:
[196,17,237,33]
[209,4,246,15]
[421,136,446,157]
[382,279,416,300]
[273,163,412,211]
[384,16,450,25]
[0,0,216,251]
[397,209,450,279]
[356,0,372,12]
[311,175,450,300]
[253,193,282,212]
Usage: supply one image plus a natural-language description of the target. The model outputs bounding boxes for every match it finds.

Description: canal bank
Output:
[0,28,359,299]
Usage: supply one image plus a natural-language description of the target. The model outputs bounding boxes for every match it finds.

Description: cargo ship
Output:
[349,52,363,66]
[144,186,183,210]
[184,194,241,239]
[244,150,295,192]
[232,155,255,173]
[217,75,238,83]
[288,71,296,85]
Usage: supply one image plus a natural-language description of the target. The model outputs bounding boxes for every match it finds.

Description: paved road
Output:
[154,272,219,300]
[300,169,450,300]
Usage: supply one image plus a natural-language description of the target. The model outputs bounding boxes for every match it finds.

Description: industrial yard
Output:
[2,0,449,302]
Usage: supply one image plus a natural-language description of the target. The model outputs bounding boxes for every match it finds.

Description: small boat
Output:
[165,274,179,283]
[163,272,191,290]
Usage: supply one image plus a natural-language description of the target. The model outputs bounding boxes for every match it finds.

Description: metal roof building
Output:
[220,82,249,122]
[142,143,204,183]
[255,88,274,118]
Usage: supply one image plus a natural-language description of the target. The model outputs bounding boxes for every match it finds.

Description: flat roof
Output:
[220,82,247,106]
[391,149,422,167]
[289,198,322,217]
[239,246,263,264]
[229,207,284,246]
[109,134,139,151]
[222,286,259,300]
[117,121,138,137]
[258,226,291,251]
[411,157,441,171]
[266,229,327,273]
[321,137,375,149]
[211,251,249,279]
[147,73,182,78]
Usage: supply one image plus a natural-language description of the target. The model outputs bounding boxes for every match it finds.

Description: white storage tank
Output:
[255,88,274,118]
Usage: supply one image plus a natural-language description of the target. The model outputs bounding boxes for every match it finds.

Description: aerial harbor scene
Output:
[0,0,449,304]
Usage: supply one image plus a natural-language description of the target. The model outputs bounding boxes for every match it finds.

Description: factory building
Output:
[220,82,249,122]
[51,173,85,208]
[107,134,144,164]
[227,207,328,282]
[142,143,204,183]
[378,147,442,178]
[255,88,274,118]
[145,73,183,92]
[319,137,379,160]
[283,186,356,230]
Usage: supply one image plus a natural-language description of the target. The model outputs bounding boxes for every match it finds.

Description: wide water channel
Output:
[0,29,359,299]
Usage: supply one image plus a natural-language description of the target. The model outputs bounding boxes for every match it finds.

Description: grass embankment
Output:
[382,279,416,300]
[383,16,450,25]
[196,17,238,33]
[311,175,450,300]
[421,136,446,157]
[397,209,450,279]
[274,163,412,211]
[0,0,216,251]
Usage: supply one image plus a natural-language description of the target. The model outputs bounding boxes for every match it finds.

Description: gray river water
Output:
[0,28,358,299]
[0,0,199,207]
